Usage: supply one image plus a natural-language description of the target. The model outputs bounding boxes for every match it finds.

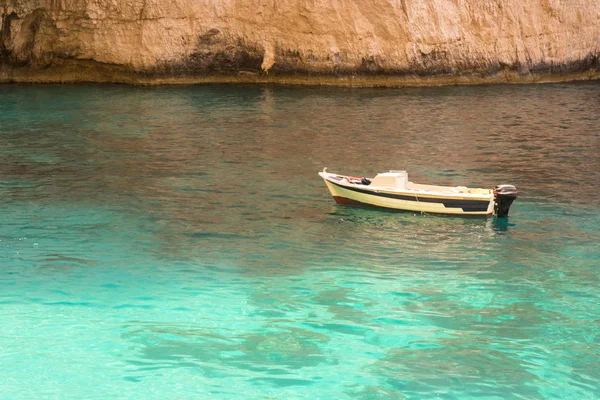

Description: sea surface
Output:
[1,82,599,399]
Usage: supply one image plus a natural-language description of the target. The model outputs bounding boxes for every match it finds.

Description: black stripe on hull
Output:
[328,179,490,213]
[333,196,492,217]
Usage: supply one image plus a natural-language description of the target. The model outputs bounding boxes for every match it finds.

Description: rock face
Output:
[1,0,599,85]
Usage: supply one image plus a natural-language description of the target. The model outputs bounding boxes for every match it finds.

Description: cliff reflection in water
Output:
[1,83,599,267]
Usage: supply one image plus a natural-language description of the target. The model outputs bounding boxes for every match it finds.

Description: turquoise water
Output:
[1,83,599,399]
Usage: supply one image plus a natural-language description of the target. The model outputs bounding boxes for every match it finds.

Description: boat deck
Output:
[406,182,493,196]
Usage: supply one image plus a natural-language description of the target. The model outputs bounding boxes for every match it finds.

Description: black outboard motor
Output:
[494,185,518,217]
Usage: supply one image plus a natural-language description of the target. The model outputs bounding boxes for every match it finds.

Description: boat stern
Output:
[494,184,518,217]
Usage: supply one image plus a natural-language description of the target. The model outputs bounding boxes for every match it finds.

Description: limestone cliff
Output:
[1,0,599,85]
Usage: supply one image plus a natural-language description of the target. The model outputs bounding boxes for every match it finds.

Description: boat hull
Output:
[321,175,494,217]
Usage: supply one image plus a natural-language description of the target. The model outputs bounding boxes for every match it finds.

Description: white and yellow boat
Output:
[318,168,517,218]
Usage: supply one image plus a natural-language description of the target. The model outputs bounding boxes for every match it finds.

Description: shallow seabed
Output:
[1,83,599,399]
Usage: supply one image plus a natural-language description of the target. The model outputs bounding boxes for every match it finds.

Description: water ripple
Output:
[1,83,599,399]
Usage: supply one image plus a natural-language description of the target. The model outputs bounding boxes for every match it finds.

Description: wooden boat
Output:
[318,168,517,217]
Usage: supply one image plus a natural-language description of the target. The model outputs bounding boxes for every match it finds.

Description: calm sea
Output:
[1,83,599,399]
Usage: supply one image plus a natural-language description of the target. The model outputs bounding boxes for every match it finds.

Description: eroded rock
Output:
[0,0,599,85]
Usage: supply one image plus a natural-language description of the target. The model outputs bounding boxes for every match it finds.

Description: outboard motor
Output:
[494,185,518,217]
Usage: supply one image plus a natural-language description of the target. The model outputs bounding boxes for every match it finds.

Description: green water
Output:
[1,83,599,399]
